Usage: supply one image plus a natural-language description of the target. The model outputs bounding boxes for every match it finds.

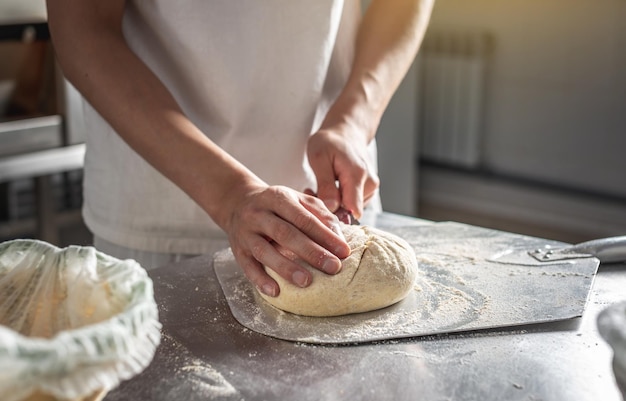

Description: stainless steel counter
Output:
[104,213,625,401]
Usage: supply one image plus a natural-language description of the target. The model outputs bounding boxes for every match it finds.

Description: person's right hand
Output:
[219,183,351,298]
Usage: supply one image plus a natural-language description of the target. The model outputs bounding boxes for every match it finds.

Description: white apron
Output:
[82,0,379,259]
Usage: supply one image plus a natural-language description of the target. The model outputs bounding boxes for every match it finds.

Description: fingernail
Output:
[292,270,310,287]
[335,245,351,259]
[322,258,342,274]
[261,283,277,297]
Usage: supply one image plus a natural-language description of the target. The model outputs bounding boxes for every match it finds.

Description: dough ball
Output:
[258,224,418,317]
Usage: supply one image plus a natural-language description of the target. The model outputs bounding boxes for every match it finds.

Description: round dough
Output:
[258,224,418,317]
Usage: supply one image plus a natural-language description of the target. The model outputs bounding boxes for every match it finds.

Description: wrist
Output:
[320,82,384,144]
[210,173,267,233]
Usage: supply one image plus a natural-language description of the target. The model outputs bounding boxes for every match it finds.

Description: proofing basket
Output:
[0,239,161,401]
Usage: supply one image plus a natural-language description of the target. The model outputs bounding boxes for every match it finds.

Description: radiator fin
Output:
[417,31,492,168]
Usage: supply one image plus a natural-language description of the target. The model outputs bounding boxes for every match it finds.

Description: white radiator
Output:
[416,31,492,168]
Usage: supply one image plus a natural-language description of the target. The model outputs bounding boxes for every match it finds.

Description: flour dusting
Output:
[214,222,595,344]
[155,333,237,400]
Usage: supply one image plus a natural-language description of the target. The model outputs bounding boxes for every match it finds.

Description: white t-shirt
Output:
[81,0,379,254]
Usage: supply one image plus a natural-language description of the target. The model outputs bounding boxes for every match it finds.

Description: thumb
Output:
[317,177,341,213]
[312,163,340,212]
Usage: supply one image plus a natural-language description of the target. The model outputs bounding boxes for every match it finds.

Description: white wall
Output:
[377,60,419,216]
[0,0,46,24]
[426,0,626,198]
[372,0,420,216]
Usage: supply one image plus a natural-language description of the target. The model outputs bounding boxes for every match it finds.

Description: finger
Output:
[267,210,346,274]
[238,256,279,297]
[340,170,380,219]
[317,181,341,213]
[235,235,314,294]
[300,190,347,242]
[296,196,350,257]
[310,159,341,212]
[337,173,365,219]
[362,175,380,206]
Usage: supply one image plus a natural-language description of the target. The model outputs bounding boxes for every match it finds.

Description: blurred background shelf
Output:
[0,2,90,247]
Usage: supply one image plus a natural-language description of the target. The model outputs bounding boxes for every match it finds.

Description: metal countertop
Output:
[104,212,625,401]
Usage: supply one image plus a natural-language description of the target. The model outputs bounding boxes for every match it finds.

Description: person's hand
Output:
[220,184,351,297]
[307,123,380,219]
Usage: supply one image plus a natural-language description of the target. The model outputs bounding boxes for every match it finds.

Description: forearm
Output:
[47,1,355,295]
[323,0,434,141]
[47,1,263,230]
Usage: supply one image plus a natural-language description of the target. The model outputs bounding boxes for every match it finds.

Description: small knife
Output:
[334,207,360,225]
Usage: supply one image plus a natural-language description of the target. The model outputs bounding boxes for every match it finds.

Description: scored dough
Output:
[258,224,418,317]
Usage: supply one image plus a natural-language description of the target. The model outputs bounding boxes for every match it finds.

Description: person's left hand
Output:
[307,123,379,219]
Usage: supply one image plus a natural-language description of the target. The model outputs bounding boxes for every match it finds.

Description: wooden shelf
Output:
[0,21,49,42]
